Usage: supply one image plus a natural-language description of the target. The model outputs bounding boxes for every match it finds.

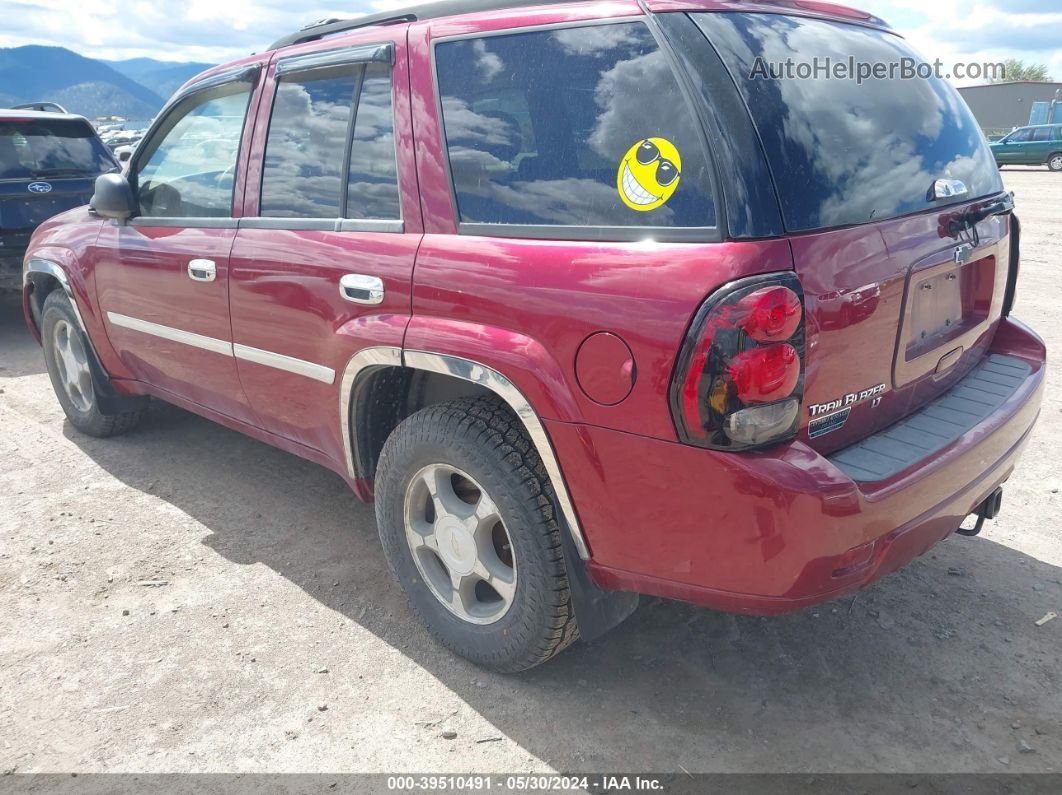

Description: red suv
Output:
[21,0,1046,671]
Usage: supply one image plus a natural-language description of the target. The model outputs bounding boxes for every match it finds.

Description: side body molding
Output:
[338,346,591,560]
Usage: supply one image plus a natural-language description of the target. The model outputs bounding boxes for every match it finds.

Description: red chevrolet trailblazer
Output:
[21,0,1045,670]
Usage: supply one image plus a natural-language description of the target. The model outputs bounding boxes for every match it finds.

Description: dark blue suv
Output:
[1,110,118,291]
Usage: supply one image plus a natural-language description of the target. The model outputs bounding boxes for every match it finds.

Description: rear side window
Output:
[0,119,115,180]
[693,12,1003,232]
[260,62,400,220]
[434,22,717,231]
[1032,127,1054,142]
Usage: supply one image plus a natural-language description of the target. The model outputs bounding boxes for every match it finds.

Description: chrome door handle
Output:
[188,259,216,282]
[339,274,384,305]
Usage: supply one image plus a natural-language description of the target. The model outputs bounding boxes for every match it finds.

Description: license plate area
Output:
[893,246,1001,389]
[906,255,994,361]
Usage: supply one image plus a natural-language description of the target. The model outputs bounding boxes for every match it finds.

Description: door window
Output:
[434,22,717,230]
[346,64,400,220]
[261,66,360,218]
[134,84,252,218]
[1006,128,1032,143]
[259,62,401,220]
[1031,127,1054,142]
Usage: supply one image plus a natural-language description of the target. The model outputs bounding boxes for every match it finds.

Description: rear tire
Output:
[1048,153,1062,172]
[41,290,144,437]
[375,396,579,672]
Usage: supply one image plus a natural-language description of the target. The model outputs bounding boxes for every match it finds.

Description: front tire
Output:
[41,290,144,437]
[375,396,579,672]
[1048,153,1062,172]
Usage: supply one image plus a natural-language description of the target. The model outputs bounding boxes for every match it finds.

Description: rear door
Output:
[228,29,420,455]
[1029,126,1055,164]
[94,66,264,422]
[692,10,1010,452]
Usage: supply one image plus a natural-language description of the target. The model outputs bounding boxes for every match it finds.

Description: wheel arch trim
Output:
[24,258,87,331]
[339,346,591,560]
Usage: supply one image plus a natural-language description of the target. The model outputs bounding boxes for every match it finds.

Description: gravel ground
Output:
[0,168,1059,775]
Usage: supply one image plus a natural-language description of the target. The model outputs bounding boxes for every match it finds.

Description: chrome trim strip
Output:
[338,346,404,481]
[23,259,113,377]
[233,343,336,385]
[404,350,590,560]
[24,259,86,329]
[105,312,234,356]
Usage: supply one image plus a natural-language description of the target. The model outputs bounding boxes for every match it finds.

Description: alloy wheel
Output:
[403,463,517,625]
[52,319,94,413]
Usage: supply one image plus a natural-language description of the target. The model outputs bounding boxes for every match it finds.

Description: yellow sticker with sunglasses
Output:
[617,137,682,212]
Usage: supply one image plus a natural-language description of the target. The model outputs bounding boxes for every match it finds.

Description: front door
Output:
[228,31,421,460]
[95,68,263,422]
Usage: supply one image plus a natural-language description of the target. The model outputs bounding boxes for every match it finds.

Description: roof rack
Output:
[269,13,416,50]
[268,0,561,50]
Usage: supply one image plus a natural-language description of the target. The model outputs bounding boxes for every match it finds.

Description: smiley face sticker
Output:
[617,137,682,212]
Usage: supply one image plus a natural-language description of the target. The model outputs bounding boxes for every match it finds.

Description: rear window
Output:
[0,118,115,180]
[692,12,1003,232]
[435,21,717,232]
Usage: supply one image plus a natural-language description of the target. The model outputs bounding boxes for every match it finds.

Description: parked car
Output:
[990,124,1062,171]
[22,0,1045,671]
[1,109,119,291]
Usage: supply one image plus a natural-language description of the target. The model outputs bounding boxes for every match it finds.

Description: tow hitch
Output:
[956,487,1004,537]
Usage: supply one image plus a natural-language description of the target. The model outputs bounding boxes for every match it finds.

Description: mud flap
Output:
[558,519,639,642]
[85,338,148,417]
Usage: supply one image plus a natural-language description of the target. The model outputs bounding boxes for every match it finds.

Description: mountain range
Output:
[0,45,214,120]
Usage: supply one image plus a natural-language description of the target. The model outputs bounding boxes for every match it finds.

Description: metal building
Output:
[958,81,1062,137]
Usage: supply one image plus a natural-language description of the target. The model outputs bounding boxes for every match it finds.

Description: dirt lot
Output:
[0,169,1060,776]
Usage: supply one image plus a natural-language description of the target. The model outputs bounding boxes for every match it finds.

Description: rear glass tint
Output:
[260,63,401,220]
[0,118,115,180]
[261,66,359,218]
[435,22,716,230]
[692,13,1003,232]
[346,64,401,221]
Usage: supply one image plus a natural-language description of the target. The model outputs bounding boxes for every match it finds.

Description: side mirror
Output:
[91,173,136,220]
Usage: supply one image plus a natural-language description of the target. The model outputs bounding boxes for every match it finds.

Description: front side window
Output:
[135,85,252,218]
[435,22,717,230]
[260,61,401,220]
[1005,128,1032,143]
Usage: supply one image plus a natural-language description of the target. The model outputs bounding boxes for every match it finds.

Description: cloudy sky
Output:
[0,0,1058,85]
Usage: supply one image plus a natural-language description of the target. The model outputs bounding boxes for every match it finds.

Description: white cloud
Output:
[865,0,1062,85]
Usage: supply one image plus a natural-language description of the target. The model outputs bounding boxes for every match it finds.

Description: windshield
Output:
[0,118,117,180]
[692,12,1003,232]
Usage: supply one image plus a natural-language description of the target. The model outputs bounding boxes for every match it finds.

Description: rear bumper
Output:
[549,317,1046,614]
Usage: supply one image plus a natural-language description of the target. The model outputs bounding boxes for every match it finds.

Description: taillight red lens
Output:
[670,273,806,451]
[729,344,800,403]
[737,286,802,343]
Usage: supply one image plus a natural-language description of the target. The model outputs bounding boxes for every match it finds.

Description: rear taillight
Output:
[670,273,806,451]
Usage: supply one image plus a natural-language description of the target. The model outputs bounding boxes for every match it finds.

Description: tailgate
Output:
[687,10,1011,454]
[794,202,1011,453]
